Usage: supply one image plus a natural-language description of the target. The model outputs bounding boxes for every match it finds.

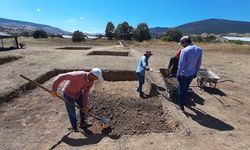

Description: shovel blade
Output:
[100,116,110,124]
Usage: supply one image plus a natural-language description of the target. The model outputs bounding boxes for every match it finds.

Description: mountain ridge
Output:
[150,18,250,36]
[0,18,71,35]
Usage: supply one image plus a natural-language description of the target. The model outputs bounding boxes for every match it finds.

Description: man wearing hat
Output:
[177,36,202,111]
[51,68,103,132]
[136,51,153,97]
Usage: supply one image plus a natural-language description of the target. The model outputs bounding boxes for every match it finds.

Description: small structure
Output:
[0,32,19,50]
[222,36,250,42]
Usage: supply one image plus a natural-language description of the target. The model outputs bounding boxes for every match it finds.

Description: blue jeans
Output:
[178,76,194,107]
[63,93,86,129]
[137,72,145,94]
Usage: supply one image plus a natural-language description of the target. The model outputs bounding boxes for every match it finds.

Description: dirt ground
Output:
[89,81,173,135]
[0,38,250,149]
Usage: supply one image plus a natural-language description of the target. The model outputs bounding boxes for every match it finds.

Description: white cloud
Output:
[66,19,76,23]
[37,8,41,12]
[80,17,84,20]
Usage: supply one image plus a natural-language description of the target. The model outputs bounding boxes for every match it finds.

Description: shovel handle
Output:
[19,74,109,124]
[20,74,81,109]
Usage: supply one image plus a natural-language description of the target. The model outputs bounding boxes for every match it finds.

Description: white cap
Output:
[90,68,103,80]
[179,36,191,45]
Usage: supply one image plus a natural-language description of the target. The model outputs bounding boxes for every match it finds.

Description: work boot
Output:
[68,127,79,132]
[79,120,93,129]
[175,104,184,112]
[138,91,145,97]
[139,93,145,98]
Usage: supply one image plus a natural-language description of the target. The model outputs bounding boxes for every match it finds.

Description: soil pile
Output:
[89,91,172,135]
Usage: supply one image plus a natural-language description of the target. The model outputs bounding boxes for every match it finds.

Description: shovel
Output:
[148,68,160,73]
[20,74,110,124]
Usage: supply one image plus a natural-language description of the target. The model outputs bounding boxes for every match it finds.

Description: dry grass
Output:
[18,37,119,47]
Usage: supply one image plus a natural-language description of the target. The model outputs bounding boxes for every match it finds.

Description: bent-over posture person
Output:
[168,48,182,77]
[51,68,103,132]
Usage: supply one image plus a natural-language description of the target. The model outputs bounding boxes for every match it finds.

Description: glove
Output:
[82,107,90,114]
[50,91,58,97]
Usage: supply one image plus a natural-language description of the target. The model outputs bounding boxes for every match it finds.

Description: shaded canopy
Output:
[0,32,19,49]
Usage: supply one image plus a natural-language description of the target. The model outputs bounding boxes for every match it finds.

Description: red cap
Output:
[145,50,153,55]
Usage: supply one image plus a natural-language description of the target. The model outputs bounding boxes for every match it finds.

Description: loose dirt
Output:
[91,92,168,135]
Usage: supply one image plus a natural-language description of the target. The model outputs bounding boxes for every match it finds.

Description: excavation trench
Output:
[0,69,176,135]
[0,56,22,65]
[159,68,178,99]
[0,69,137,104]
[55,46,92,50]
[87,51,129,56]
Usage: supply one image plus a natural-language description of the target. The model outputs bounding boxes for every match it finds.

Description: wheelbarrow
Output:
[159,68,178,99]
[197,69,234,88]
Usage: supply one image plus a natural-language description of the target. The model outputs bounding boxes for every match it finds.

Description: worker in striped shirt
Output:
[51,68,103,132]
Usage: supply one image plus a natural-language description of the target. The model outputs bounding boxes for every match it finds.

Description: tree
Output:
[33,30,48,39]
[191,35,203,42]
[115,21,134,40]
[162,29,182,42]
[21,31,30,37]
[134,23,151,42]
[105,22,115,40]
[72,30,86,42]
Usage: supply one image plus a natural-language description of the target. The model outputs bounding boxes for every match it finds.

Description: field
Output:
[0,38,250,149]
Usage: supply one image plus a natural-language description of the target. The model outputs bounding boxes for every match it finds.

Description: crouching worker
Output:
[51,68,103,132]
[168,48,182,77]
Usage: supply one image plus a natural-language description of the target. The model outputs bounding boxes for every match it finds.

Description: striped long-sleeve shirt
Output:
[52,71,94,107]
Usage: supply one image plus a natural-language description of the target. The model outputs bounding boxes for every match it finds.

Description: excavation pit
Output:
[89,81,174,135]
[87,51,129,56]
[0,56,22,65]
[0,69,176,137]
[55,46,92,50]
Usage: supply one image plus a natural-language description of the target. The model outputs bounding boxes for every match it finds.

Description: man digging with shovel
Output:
[51,68,103,132]
[136,50,153,97]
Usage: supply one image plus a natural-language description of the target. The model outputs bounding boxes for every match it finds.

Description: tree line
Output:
[105,21,151,42]
[25,22,187,43]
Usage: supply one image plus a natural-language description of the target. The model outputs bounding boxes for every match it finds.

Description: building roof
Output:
[222,36,250,42]
[0,32,17,38]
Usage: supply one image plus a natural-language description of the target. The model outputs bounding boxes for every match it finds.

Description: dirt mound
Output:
[89,91,172,135]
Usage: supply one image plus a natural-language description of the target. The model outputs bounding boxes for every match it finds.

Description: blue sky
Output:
[0,0,250,33]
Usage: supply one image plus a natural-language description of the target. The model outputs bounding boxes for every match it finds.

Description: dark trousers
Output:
[63,93,86,129]
[178,76,194,107]
[137,72,145,94]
